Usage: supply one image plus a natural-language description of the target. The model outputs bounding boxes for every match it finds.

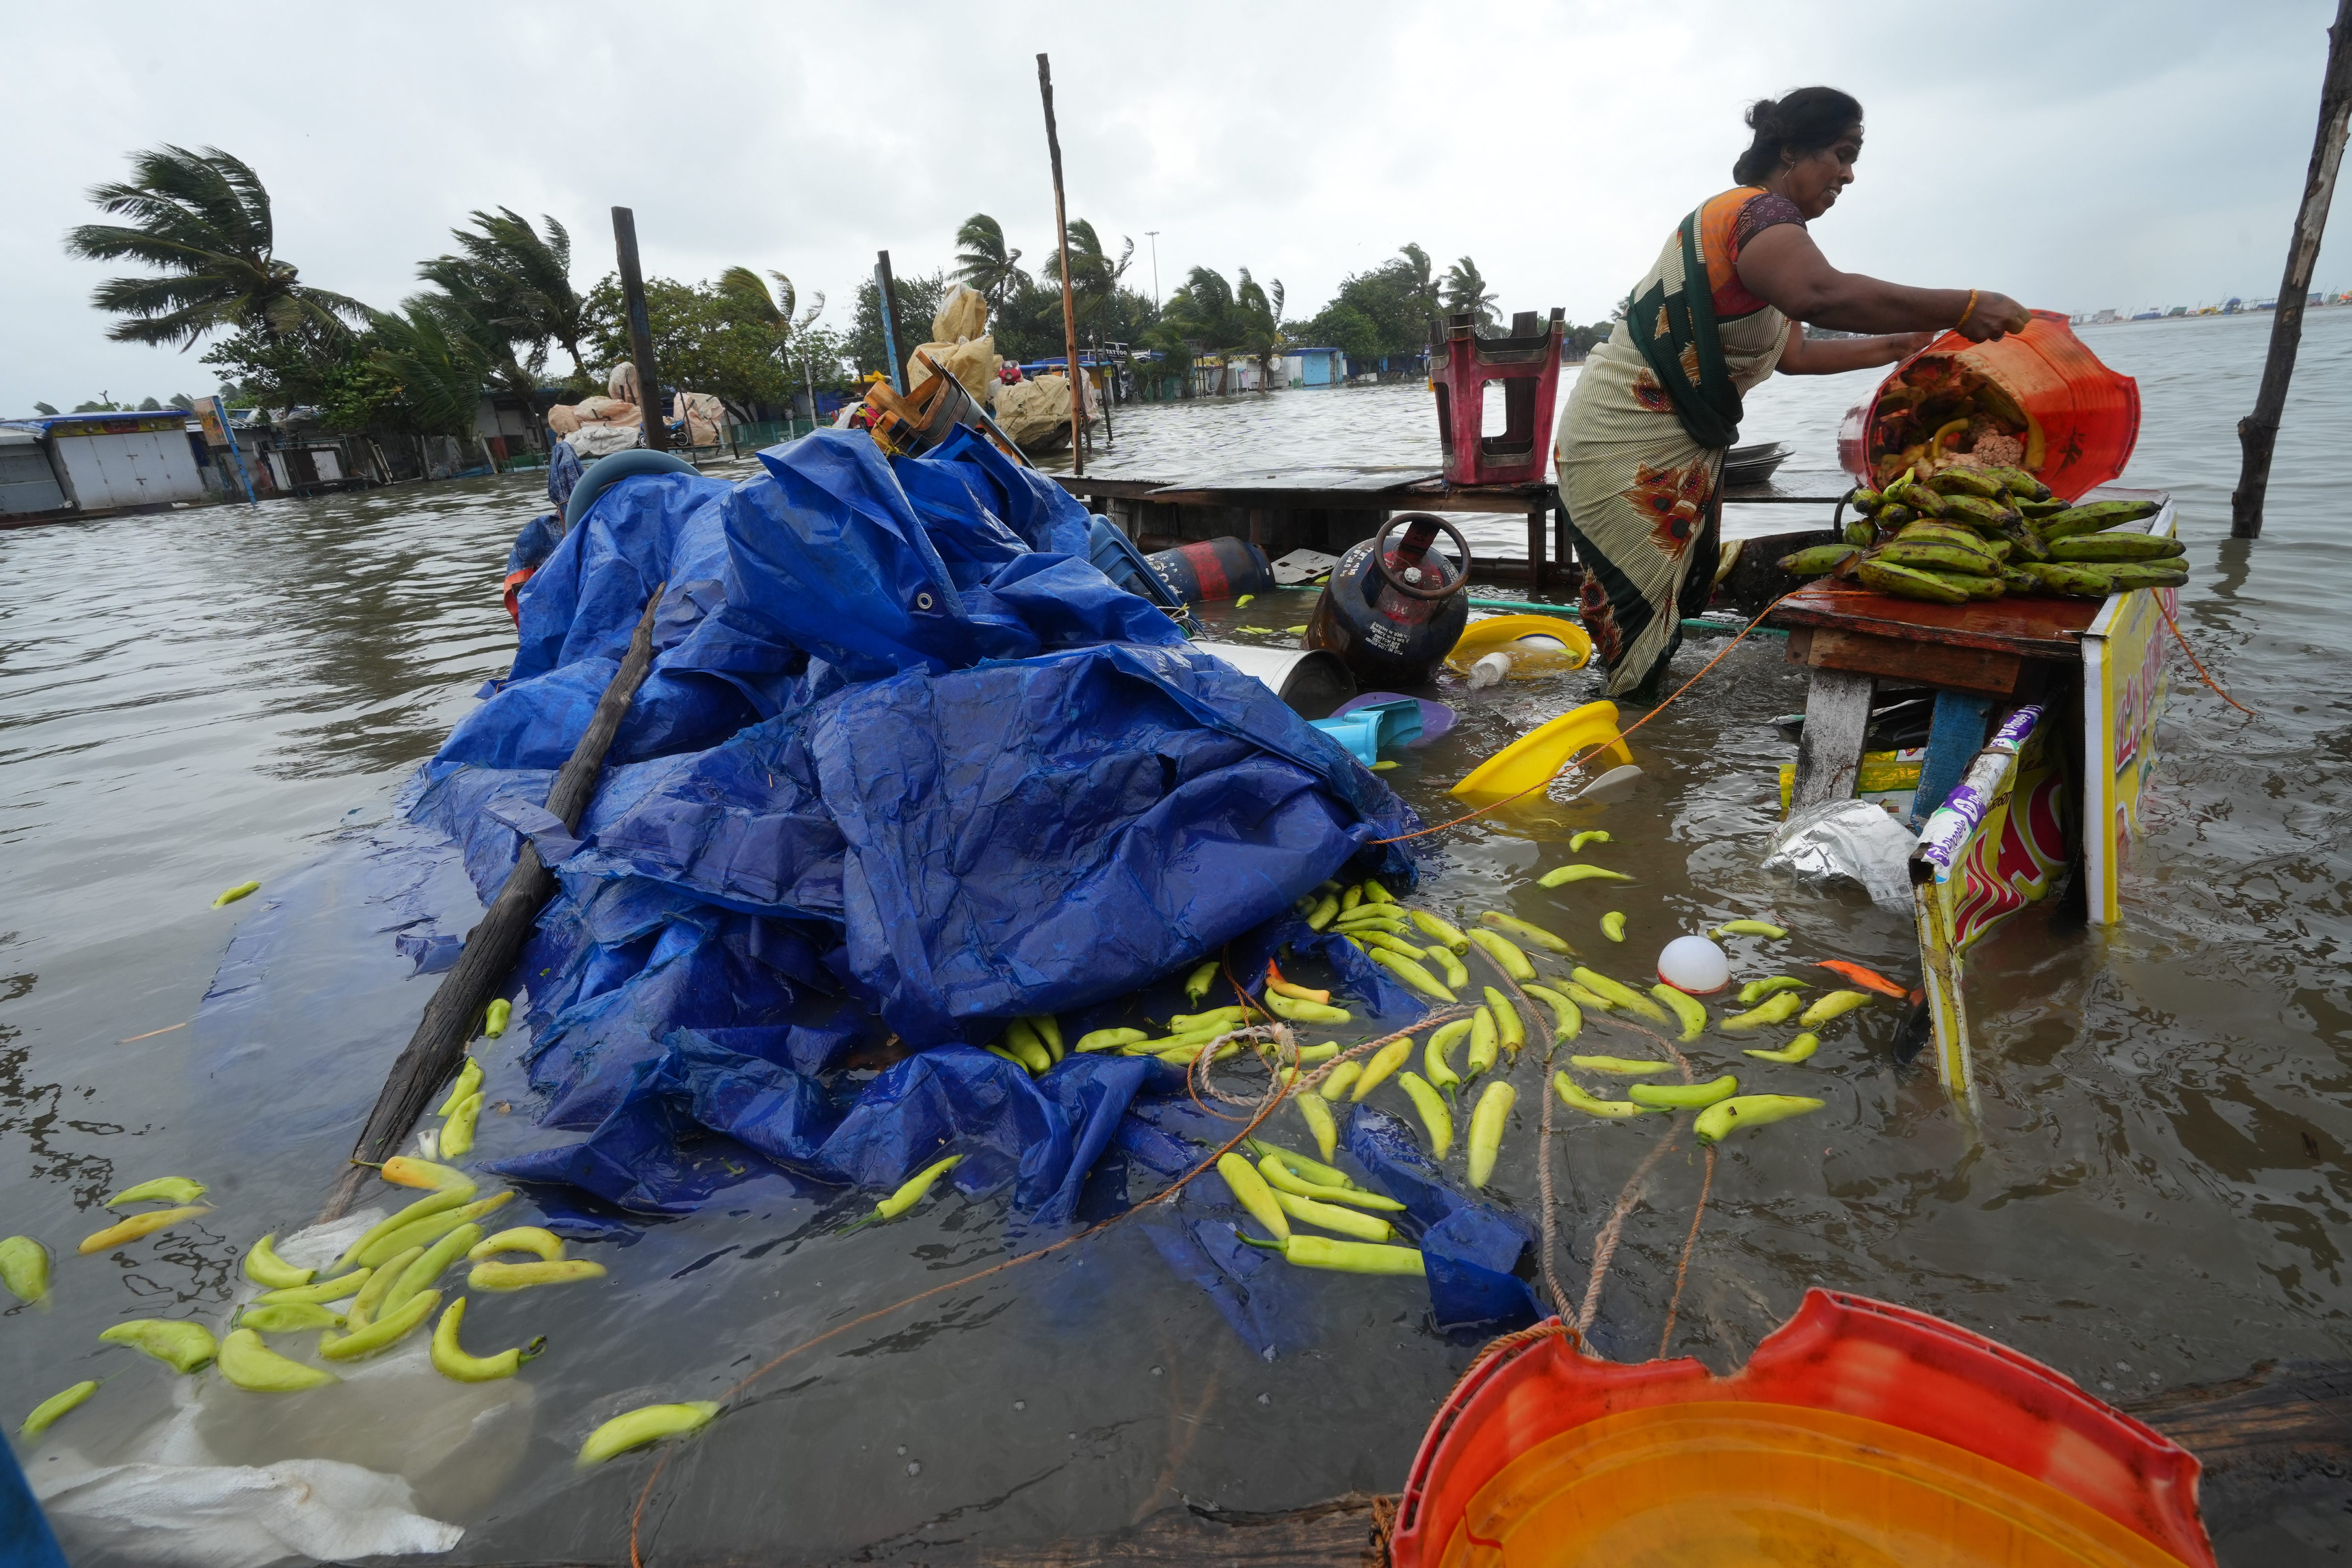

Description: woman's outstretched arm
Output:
[1775,326,1932,376]
[1738,224,2029,341]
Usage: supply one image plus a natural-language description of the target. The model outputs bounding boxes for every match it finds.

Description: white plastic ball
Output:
[1656,935,1730,995]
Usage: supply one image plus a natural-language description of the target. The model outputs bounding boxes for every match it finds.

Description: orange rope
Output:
[1373,586,1808,844]
[2157,593,2255,717]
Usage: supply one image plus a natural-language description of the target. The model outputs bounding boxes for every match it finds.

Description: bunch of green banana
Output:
[1811,473,2180,605]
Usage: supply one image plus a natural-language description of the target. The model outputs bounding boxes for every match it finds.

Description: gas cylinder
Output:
[1304,513,1472,689]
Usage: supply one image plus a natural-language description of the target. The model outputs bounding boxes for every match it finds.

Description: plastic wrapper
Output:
[1763,797,1918,911]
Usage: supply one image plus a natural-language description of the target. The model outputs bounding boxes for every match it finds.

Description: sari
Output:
[1555,188,1798,697]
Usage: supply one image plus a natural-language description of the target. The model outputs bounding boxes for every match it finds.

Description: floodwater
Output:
[3,309,2350,1564]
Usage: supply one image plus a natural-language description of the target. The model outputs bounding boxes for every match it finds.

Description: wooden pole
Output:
[875,250,907,395]
[1037,52,1085,476]
[2232,0,2352,539]
[320,588,666,1220]
[612,207,669,453]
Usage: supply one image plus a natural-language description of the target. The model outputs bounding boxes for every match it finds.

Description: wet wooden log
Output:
[320,587,665,1220]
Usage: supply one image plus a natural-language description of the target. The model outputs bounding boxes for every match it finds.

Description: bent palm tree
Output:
[66,144,365,347]
[368,301,491,439]
[955,214,1025,316]
[420,208,588,380]
[1444,256,1498,331]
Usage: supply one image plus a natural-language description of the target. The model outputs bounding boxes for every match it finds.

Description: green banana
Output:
[348,1248,419,1328]
[106,1176,208,1207]
[2034,499,2163,540]
[431,1297,545,1382]
[1569,830,1612,852]
[1170,1006,1251,1031]
[441,1089,485,1158]
[1218,1153,1290,1239]
[2002,567,2044,594]
[1319,1061,1363,1101]
[335,1185,478,1271]
[1569,1054,1671,1076]
[256,1267,371,1306]
[1900,484,1951,518]
[352,1193,513,1270]
[2001,525,2051,563]
[1465,928,1535,982]
[1952,572,2007,601]
[1340,883,1363,913]
[1075,1027,1148,1053]
[1352,1038,1416,1100]
[1849,488,1884,513]
[1600,912,1627,942]
[1522,983,1584,1041]
[1466,1082,1516,1189]
[579,1401,721,1466]
[1737,976,1806,1005]
[0,1236,51,1305]
[1926,467,2004,499]
[1255,1233,1425,1276]
[1715,920,1788,939]
[1629,1074,1740,1110]
[21,1380,98,1438]
[1719,992,1805,1032]
[1003,1019,1052,1073]
[1982,466,2051,501]
[1695,1094,1825,1143]
[1358,928,1437,964]
[1937,494,2023,530]
[2017,495,2071,519]
[484,998,512,1038]
[98,1319,217,1373]
[1303,895,1340,931]
[1293,1041,1341,1064]
[1744,1033,1820,1064]
[1408,910,1471,952]
[1256,1156,1404,1211]
[1480,911,1573,953]
[1538,864,1632,888]
[2099,562,2190,590]
[1484,987,1526,1052]
[212,880,261,907]
[242,1233,314,1290]
[1426,942,1470,990]
[1876,503,1917,528]
[1799,989,1872,1029]
[1362,881,1396,904]
[1978,534,2013,563]
[1552,1071,1647,1119]
[1877,541,1997,576]
[871,1155,964,1223]
[1184,959,1220,1003]
[78,1205,211,1254]
[1398,1071,1453,1157]
[2047,532,2186,562]
[1264,989,1351,1024]
[1296,1092,1338,1161]
[1896,519,1999,554]
[380,1223,483,1319]
[1272,1187,1393,1243]
[1372,947,1456,1002]
[218,1327,338,1392]
[1777,544,1861,576]
[1465,1007,1499,1077]
[466,1259,608,1292]
[1248,1140,1359,1189]
[1569,967,1671,1025]
[1423,1022,1466,1091]
[1858,559,1970,604]
[436,1058,483,1117]
[1561,980,1616,1013]
[238,1301,346,1334]
[1648,983,1707,1042]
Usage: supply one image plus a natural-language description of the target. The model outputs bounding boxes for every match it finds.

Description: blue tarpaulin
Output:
[401,430,1451,1338]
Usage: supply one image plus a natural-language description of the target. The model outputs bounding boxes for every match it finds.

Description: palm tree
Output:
[718,266,826,408]
[419,208,587,381]
[368,301,491,439]
[955,214,1026,316]
[1444,256,1498,331]
[65,144,366,347]
[1047,220,1133,335]
[1235,269,1287,391]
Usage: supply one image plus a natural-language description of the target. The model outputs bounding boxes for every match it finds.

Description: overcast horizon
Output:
[3,0,2346,414]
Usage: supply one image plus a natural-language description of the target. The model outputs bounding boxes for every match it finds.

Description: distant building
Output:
[1283,346,1348,387]
[0,411,207,523]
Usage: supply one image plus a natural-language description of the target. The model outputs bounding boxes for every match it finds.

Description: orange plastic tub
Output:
[1838,312,2140,502]
[1389,1289,2213,1568]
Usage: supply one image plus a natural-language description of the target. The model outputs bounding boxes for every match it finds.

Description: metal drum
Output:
[1303,512,1472,689]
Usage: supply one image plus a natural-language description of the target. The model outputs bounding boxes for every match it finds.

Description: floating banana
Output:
[105,1176,207,1207]
[1358,929,1435,965]
[1568,1054,1671,1076]
[380,1157,474,1191]
[1247,1233,1425,1276]
[1539,864,1631,888]
[1736,976,1807,1006]
[352,1193,512,1269]
[1319,1061,1363,1101]
[1561,980,1617,1013]
[235,1234,314,1293]
[21,1380,98,1439]
[1569,967,1671,1025]
[1570,832,1611,852]
[0,1236,52,1305]
[1184,959,1220,1003]
[1264,989,1351,1024]
[1744,1033,1820,1064]
[1466,1082,1516,1188]
[1292,1041,1341,1064]
[238,1301,345,1334]
[79,1205,210,1255]
[1272,1188,1393,1243]
[1304,895,1340,931]
[1714,920,1787,940]
[1799,989,1872,1029]
[1407,910,1471,952]
[1353,1037,1416,1100]
[348,1248,419,1329]
[382,1224,483,1320]
[436,1058,484,1117]
[1718,992,1805,1032]
[579,1401,722,1466]
[1553,1072,1646,1119]
[1522,983,1584,1041]
[1645,984,1707,1042]
[1695,1094,1825,1143]
[218,1327,338,1392]
[1600,912,1626,943]
[1170,1005,1250,1032]
[1218,1153,1291,1240]
[1296,1091,1338,1161]
[870,1154,963,1224]
[431,1296,545,1382]
[1248,1140,1357,1190]
[1465,929,1536,982]
[1075,1027,1149,1052]
[1362,881,1396,904]
[1628,1074,1739,1110]
[1425,943,1470,989]
[466,1259,608,1292]
[1254,1157,1403,1212]
[484,998,512,1038]
[98,1319,217,1373]
[1484,988,1526,1053]
[212,880,261,908]
[256,1267,371,1307]
[1423,1025,1464,1092]
[440,1091,485,1159]
[1465,1008,1499,1077]
[337,1186,477,1271]
[1479,911,1573,953]
[1399,1071,1453,1157]
[1266,973,1331,1004]
[1372,947,1456,1002]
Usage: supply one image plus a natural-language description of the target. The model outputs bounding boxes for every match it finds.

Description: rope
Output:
[1372,585,1807,845]
[2157,593,2255,717]
[1576,1124,1680,1335]
[1658,1145,1715,1358]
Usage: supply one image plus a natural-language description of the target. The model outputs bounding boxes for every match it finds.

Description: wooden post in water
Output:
[2231,0,2352,539]
[1037,51,1085,476]
[612,207,669,453]
[876,250,907,395]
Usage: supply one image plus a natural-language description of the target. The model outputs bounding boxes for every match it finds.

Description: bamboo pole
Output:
[320,587,666,1221]
[2232,0,2352,539]
[612,207,670,453]
[1037,52,1085,475]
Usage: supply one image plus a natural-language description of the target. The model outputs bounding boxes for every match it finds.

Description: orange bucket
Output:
[1837,312,2140,503]
[1388,1289,2212,1568]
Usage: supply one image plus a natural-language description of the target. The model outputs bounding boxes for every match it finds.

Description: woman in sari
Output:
[1556,86,2032,699]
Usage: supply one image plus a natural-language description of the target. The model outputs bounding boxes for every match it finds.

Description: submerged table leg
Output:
[1790,670,1874,812]
[1527,502,1548,594]
[1915,877,1979,1120]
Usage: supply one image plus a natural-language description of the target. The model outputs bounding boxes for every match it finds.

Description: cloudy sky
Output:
[3,0,2344,413]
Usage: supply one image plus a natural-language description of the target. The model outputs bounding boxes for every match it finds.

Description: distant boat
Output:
[2131,309,2162,321]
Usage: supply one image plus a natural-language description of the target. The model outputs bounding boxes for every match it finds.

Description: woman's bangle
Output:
[1955,288,1980,330]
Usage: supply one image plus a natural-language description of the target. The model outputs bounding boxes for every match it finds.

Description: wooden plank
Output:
[1801,628,2025,696]
[1770,583,2097,662]
[1791,669,1875,811]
